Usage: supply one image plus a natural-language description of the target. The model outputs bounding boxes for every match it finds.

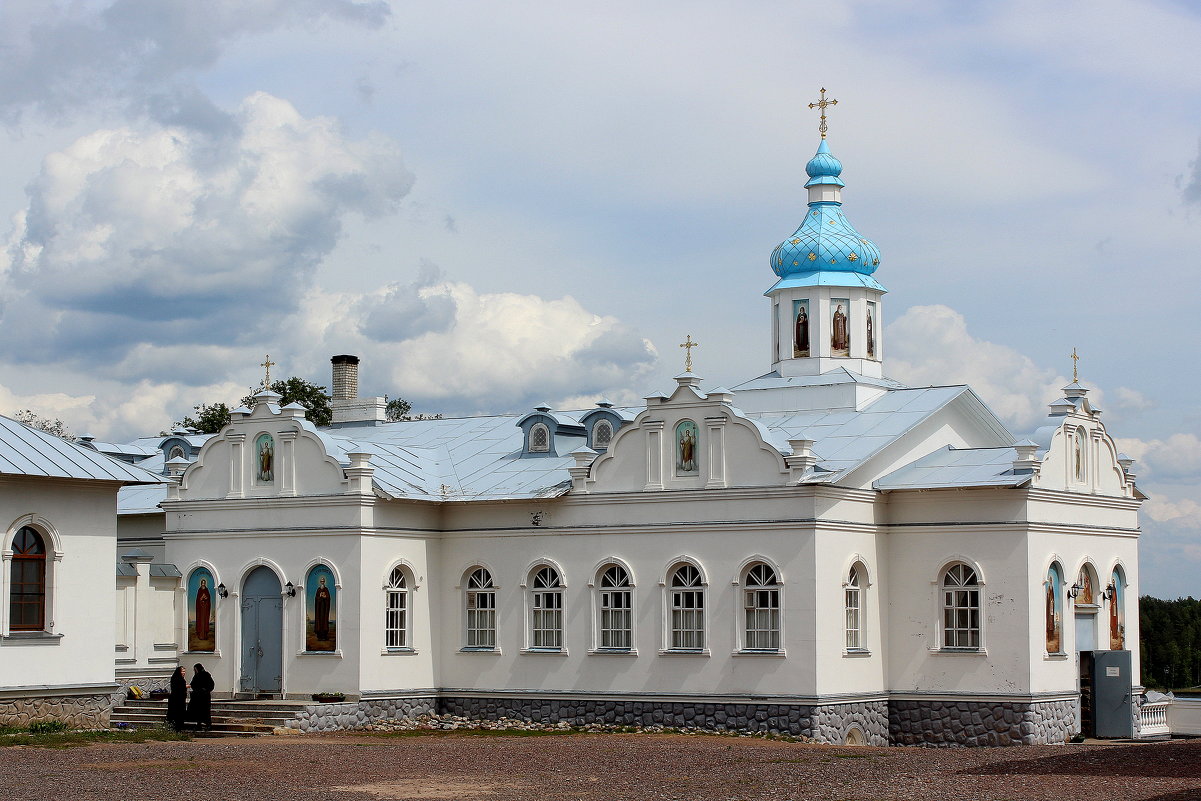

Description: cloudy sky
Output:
[1,0,1198,596]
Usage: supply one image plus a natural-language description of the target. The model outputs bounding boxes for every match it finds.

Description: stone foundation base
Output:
[286,696,437,733]
[0,693,113,729]
[889,698,1076,746]
[436,696,890,746]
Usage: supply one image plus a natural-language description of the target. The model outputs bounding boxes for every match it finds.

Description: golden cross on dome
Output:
[260,354,276,388]
[680,334,699,373]
[808,87,838,140]
[1070,347,1080,383]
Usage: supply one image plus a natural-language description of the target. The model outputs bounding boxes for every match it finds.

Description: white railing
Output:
[1139,700,1172,737]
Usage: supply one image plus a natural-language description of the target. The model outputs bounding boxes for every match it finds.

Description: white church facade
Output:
[3,127,1144,745]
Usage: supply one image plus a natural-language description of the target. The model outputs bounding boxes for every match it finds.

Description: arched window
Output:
[742,563,780,651]
[529,424,550,453]
[941,564,981,650]
[1045,563,1063,654]
[529,565,563,650]
[597,564,632,650]
[669,563,705,650]
[9,527,46,631]
[168,445,186,460]
[593,420,613,450]
[464,568,496,649]
[385,566,409,650]
[845,565,864,651]
[1109,567,1125,650]
[1073,428,1087,483]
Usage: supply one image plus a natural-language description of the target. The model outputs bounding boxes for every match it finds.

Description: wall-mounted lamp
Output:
[285,581,296,597]
[1066,582,1083,600]
[217,583,228,598]
[1103,582,1117,601]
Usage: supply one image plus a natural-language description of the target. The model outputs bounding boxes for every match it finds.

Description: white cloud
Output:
[1112,386,1153,413]
[1115,433,1201,481]
[1145,494,1201,529]
[886,304,1068,432]
[0,92,413,373]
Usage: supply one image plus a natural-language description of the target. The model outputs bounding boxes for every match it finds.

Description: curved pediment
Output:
[175,393,350,501]
[585,375,788,493]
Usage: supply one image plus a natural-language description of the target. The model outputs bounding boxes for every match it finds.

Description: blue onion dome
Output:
[804,139,843,183]
[770,141,881,277]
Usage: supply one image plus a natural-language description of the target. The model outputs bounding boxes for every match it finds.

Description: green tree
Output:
[11,409,73,439]
[384,396,411,422]
[176,402,233,434]
[241,377,332,427]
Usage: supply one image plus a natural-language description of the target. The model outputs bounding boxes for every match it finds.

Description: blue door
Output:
[240,567,283,695]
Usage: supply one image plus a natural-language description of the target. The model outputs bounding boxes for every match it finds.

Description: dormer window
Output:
[168,445,186,461]
[593,420,613,449]
[529,423,550,453]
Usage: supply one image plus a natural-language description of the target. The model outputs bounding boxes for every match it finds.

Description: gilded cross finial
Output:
[808,87,838,140]
[679,334,699,373]
[1070,347,1080,383]
[260,354,276,388]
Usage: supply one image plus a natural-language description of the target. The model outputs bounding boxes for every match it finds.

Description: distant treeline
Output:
[1141,596,1201,690]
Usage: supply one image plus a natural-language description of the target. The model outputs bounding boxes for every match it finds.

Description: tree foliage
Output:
[384,394,441,422]
[177,402,233,434]
[11,409,73,439]
[241,377,332,427]
[1140,596,1201,690]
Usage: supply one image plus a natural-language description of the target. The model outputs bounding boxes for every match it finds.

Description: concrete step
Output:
[122,699,311,714]
[112,710,294,726]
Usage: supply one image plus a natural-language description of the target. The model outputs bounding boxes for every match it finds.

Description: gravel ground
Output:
[1,732,1197,801]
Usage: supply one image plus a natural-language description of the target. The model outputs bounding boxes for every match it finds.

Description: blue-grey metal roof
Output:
[119,482,169,514]
[79,439,158,458]
[732,368,907,392]
[0,415,166,484]
[743,386,975,480]
[874,445,1029,490]
[115,562,137,577]
[149,563,182,578]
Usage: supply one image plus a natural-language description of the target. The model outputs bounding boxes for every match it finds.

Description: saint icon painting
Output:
[187,567,216,652]
[256,433,274,483]
[306,564,337,652]
[830,299,850,356]
[792,299,810,358]
[866,301,877,359]
[675,420,699,475]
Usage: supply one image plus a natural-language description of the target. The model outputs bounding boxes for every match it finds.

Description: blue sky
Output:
[0,0,1198,597]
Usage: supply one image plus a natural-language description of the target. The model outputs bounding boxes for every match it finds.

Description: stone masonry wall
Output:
[889,699,1076,746]
[286,696,437,733]
[0,693,112,729]
[437,696,889,745]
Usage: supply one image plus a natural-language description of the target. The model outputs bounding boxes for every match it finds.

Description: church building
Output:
[4,103,1144,745]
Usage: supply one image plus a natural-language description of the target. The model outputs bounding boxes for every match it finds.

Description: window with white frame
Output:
[593,420,613,450]
[597,564,632,650]
[385,566,409,649]
[669,563,705,650]
[464,568,496,649]
[941,563,981,649]
[9,526,48,632]
[529,423,550,453]
[529,566,563,649]
[742,563,780,651]
[845,565,863,650]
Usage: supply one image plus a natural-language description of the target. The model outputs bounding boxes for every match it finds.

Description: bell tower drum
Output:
[766,92,886,379]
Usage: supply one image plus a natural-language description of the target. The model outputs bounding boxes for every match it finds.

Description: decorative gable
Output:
[170,390,358,501]
[1027,383,1137,498]
[583,374,789,493]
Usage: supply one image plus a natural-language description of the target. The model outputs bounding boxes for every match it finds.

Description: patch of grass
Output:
[0,726,190,749]
[28,720,69,734]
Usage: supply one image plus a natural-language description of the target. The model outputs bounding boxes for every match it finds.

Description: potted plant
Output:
[311,691,346,703]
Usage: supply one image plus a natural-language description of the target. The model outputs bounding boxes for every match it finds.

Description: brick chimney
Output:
[329,354,386,426]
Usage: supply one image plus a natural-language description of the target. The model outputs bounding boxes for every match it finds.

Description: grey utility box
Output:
[1089,650,1134,739]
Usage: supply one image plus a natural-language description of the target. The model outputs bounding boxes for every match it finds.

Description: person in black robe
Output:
[188,664,215,730]
[166,666,188,730]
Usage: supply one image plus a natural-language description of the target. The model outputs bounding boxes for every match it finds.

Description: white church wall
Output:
[117,514,167,563]
[357,533,439,693]
[433,521,820,698]
[1026,529,1141,694]
[168,531,364,698]
[813,528,887,697]
[1,478,118,692]
[884,523,1033,695]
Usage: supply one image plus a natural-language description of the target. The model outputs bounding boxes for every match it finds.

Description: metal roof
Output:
[874,445,1029,491]
[0,415,166,485]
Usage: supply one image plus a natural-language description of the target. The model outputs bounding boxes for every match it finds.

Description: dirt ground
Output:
[1,731,1198,801]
